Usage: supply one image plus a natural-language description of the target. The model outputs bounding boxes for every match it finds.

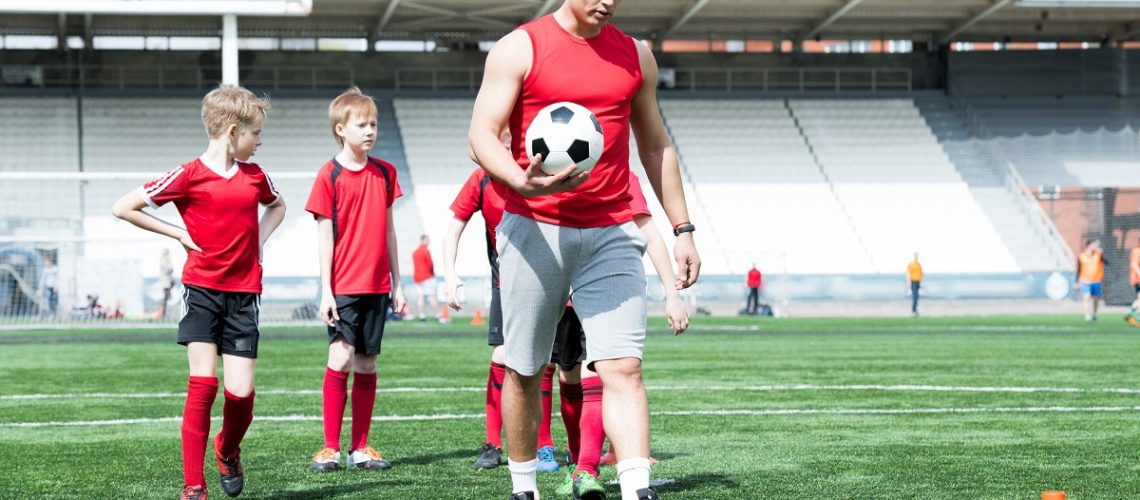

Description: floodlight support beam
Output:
[222,14,238,85]
[802,0,865,41]
[666,0,712,37]
[940,0,1013,44]
[376,0,402,34]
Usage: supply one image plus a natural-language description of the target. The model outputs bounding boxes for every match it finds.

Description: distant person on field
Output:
[111,84,286,500]
[41,256,58,316]
[159,248,175,319]
[412,234,443,322]
[306,87,407,473]
[907,253,923,317]
[1076,239,1107,322]
[746,263,761,315]
[1128,241,1140,325]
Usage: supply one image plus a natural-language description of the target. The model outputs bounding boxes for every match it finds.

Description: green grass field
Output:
[2,315,1139,499]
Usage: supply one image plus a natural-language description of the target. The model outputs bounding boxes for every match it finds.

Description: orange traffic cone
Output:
[1042,492,1066,500]
[471,308,485,326]
[439,305,451,324]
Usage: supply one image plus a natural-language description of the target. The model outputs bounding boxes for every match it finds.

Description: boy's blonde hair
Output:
[329,86,378,147]
[201,84,270,139]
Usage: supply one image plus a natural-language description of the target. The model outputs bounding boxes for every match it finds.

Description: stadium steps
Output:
[914,94,1072,271]
[789,97,1020,274]
[376,97,424,276]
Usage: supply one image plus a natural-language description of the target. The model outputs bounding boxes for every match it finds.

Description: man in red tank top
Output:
[468,2,700,499]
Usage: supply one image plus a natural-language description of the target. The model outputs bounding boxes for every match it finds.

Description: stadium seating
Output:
[0,97,79,172]
[658,99,866,274]
[789,98,1021,273]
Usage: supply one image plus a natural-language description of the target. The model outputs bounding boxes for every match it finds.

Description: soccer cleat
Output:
[572,471,606,500]
[180,485,207,500]
[349,446,392,470]
[509,492,536,500]
[310,447,341,472]
[555,472,574,497]
[635,487,659,500]
[475,442,502,469]
[213,437,244,497]
[537,445,560,472]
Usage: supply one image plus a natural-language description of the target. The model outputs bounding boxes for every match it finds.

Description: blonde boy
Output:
[305,87,407,472]
[112,84,286,500]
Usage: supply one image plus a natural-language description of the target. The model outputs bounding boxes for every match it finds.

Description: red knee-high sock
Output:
[350,372,377,451]
[216,389,255,458]
[322,367,349,450]
[559,380,583,461]
[485,362,506,447]
[573,376,604,478]
[182,376,218,487]
[538,365,556,449]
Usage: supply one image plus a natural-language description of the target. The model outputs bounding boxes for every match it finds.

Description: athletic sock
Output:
[559,380,583,460]
[350,371,377,451]
[216,389,255,458]
[616,457,652,500]
[538,365,556,449]
[182,376,218,487]
[486,362,506,448]
[322,367,349,450]
[508,458,539,496]
[573,376,604,478]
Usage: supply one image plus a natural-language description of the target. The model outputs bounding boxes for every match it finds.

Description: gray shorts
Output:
[496,212,647,376]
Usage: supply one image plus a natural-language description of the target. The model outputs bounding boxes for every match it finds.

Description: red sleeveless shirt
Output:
[507,14,643,228]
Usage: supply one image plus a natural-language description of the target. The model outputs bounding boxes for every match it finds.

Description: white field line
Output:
[5,406,1140,429]
[5,383,1140,401]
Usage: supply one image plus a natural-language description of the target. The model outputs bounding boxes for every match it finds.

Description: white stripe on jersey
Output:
[144,167,184,199]
[256,164,280,202]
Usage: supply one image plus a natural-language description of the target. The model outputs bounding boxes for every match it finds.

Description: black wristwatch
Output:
[673,223,696,237]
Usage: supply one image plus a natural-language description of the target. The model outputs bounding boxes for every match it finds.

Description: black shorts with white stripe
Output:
[177,284,261,358]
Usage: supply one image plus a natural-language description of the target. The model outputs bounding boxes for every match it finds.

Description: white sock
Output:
[616,457,651,500]
[508,458,539,497]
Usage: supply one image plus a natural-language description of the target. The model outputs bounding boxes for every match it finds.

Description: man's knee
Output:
[593,357,643,387]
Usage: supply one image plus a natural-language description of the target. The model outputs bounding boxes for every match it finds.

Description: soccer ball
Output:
[525,102,604,176]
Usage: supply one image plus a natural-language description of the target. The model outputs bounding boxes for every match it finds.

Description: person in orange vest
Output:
[1075,239,1107,322]
[1126,241,1140,326]
[906,253,923,317]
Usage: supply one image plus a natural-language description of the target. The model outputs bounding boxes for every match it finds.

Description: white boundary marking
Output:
[5,383,1140,401]
[5,406,1140,428]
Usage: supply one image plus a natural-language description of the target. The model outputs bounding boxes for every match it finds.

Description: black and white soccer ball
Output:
[525,102,604,176]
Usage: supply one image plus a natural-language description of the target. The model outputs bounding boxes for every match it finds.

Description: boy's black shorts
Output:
[328,294,390,356]
[488,286,504,347]
[550,306,586,372]
[177,285,260,359]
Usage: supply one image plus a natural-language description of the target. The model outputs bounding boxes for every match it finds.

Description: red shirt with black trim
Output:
[450,168,508,285]
[139,158,279,294]
[507,14,643,228]
[305,157,403,295]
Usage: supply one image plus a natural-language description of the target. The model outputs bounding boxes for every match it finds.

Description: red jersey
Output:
[412,244,434,283]
[450,168,507,284]
[507,14,643,228]
[747,268,762,289]
[140,158,279,293]
[628,171,651,218]
[305,157,402,295]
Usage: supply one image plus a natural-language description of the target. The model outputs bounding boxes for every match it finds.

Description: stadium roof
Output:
[3,0,1140,44]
